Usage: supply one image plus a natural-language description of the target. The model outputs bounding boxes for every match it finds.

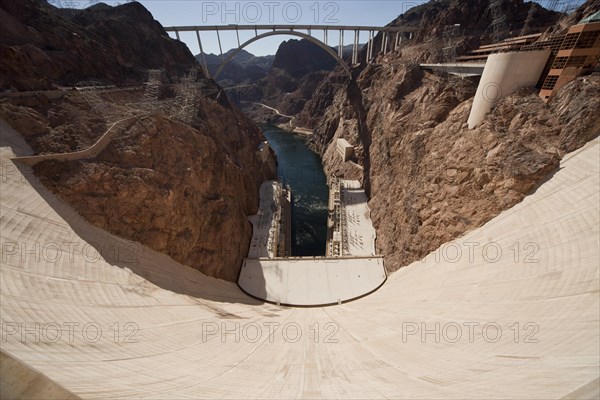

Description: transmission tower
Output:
[442,24,461,62]
[546,0,560,11]
[489,0,510,42]
[173,68,200,124]
[560,0,579,14]
[143,69,163,110]
[520,3,537,36]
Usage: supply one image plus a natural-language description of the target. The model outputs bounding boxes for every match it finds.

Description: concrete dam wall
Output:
[1,118,598,398]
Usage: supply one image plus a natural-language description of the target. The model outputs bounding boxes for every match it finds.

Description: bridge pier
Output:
[195,30,210,78]
[352,29,359,64]
[381,32,389,54]
[216,29,224,61]
[164,25,417,77]
[365,30,371,63]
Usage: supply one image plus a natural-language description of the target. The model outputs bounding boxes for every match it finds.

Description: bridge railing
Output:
[164,24,417,32]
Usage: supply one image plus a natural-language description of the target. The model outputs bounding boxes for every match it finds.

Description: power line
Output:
[489,0,510,43]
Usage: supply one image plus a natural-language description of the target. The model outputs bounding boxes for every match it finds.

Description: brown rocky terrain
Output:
[1,82,276,282]
[294,0,563,130]
[306,0,600,273]
[226,39,340,125]
[0,0,196,91]
[391,0,560,43]
[2,0,598,282]
[544,0,600,36]
[198,49,274,86]
[0,0,277,281]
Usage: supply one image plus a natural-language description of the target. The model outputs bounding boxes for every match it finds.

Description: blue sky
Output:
[55,0,585,56]
[134,1,427,56]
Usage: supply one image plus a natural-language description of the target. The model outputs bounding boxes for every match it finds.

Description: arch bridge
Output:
[163,24,417,79]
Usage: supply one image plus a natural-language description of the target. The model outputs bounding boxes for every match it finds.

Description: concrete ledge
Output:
[238,256,386,306]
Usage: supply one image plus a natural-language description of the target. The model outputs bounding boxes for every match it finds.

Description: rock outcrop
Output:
[271,38,337,80]
[197,49,274,85]
[0,1,277,281]
[0,0,196,91]
[307,0,600,273]
[2,84,276,282]
[392,0,559,43]
[225,39,340,123]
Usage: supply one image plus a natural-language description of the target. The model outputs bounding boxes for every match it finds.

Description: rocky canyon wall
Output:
[0,0,196,91]
[307,0,600,273]
[0,0,277,282]
[1,85,276,282]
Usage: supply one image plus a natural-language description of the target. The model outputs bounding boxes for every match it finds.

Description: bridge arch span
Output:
[213,30,352,80]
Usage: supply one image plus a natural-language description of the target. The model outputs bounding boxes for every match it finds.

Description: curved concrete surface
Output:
[239,256,386,306]
[1,119,599,399]
[467,49,551,129]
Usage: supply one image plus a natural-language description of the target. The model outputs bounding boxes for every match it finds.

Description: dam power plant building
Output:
[538,13,600,101]
[246,181,292,259]
[468,15,599,127]
[421,14,600,128]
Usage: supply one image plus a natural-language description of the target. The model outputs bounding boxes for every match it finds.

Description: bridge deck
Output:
[164,24,418,32]
[420,62,486,77]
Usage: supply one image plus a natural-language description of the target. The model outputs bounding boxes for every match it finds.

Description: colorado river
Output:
[262,125,328,256]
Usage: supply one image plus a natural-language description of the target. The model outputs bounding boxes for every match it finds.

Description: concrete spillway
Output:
[1,119,599,398]
[239,178,385,306]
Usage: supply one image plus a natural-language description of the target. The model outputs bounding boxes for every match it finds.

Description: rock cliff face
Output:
[544,0,600,36]
[293,0,562,128]
[271,39,337,80]
[391,0,559,43]
[197,49,274,85]
[2,83,276,282]
[1,1,277,281]
[0,0,196,91]
[307,0,600,273]
[225,39,339,123]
